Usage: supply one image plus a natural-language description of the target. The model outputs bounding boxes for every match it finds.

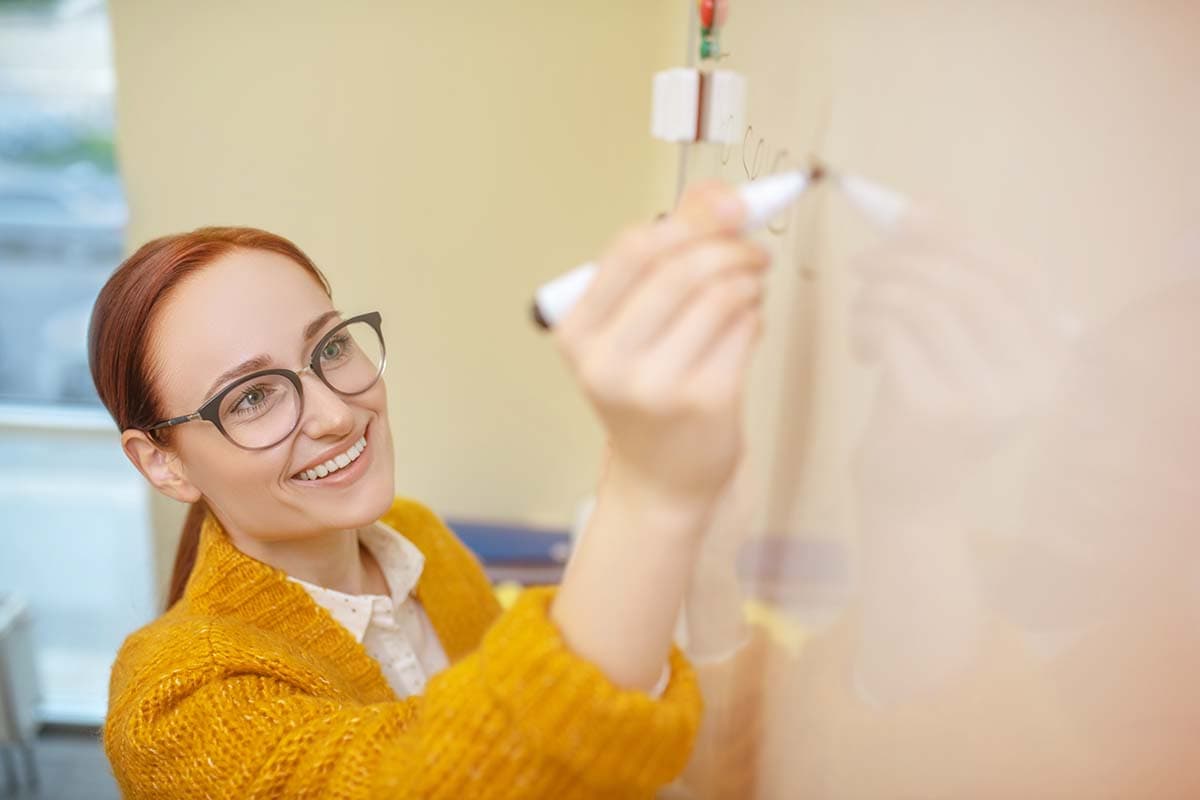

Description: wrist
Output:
[600,457,718,541]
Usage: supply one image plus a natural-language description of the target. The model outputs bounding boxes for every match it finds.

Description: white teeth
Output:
[294,434,368,481]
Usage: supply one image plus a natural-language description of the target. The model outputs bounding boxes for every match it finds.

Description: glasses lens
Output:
[218,373,300,449]
[316,320,385,395]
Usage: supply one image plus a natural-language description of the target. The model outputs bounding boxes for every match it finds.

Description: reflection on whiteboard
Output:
[669,1,1200,797]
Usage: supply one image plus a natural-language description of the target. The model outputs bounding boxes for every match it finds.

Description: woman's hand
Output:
[549,181,770,693]
[554,181,770,528]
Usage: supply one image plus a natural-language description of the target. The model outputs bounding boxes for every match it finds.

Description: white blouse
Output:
[290,520,448,698]
[290,520,669,699]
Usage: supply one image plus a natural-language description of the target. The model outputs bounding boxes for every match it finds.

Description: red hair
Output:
[87,227,331,609]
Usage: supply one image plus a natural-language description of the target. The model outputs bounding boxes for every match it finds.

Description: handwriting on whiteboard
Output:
[717,117,803,236]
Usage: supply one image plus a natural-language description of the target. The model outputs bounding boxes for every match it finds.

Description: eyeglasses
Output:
[145,311,386,451]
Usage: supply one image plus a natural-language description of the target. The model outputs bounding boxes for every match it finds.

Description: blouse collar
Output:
[286,521,426,642]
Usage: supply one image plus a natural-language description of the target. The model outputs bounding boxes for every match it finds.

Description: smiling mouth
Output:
[292,432,368,481]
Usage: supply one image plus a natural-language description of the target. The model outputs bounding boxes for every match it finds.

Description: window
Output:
[0,0,126,407]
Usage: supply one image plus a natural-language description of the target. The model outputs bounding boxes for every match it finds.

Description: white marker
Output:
[835,172,909,230]
[532,170,814,329]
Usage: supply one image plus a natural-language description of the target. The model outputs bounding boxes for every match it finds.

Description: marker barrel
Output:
[532,170,811,330]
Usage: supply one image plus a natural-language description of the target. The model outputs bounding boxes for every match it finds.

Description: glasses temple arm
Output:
[147,412,202,431]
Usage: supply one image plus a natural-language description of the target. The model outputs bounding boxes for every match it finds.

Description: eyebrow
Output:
[303,309,343,342]
[201,309,343,400]
[199,352,273,404]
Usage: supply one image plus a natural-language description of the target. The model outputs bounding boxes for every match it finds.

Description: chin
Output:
[362,469,398,521]
[291,459,396,534]
[343,461,398,527]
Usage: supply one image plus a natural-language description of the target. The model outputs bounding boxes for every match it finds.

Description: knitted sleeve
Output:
[104,587,702,800]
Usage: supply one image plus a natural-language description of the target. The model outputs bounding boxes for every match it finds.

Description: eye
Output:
[230,383,274,416]
[319,333,353,363]
[244,387,265,406]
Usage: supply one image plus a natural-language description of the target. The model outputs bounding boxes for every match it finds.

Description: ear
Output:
[121,429,202,503]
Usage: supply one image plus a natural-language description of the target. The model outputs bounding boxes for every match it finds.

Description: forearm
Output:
[552,459,708,691]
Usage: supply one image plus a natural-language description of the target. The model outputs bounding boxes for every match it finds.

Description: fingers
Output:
[609,238,770,351]
[556,182,745,337]
[644,272,765,385]
[557,220,690,337]
[688,306,764,403]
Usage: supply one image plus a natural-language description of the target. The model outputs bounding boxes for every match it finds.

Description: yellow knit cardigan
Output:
[104,497,702,799]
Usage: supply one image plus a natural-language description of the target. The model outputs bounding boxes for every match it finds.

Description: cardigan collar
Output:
[182,507,465,703]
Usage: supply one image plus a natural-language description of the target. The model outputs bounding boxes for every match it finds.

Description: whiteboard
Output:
[673,2,1200,797]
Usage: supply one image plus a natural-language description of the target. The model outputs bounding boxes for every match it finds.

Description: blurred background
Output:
[1,0,133,795]
[1,0,1198,798]
[0,1,686,796]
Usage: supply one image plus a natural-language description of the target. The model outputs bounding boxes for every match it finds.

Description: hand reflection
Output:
[850,211,1068,523]
[846,208,1069,702]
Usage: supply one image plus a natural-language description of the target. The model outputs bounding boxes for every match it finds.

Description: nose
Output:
[297,371,356,442]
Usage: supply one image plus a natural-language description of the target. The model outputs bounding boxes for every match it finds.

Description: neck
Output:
[227,523,374,596]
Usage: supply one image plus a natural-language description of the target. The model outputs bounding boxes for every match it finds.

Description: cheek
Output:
[371,377,390,414]
[367,390,396,484]
[179,427,288,496]
[370,410,396,481]
[364,380,393,439]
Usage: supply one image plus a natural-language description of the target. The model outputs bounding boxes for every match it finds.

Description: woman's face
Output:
[125,248,396,543]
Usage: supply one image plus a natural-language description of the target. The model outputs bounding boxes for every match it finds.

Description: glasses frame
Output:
[144,311,386,451]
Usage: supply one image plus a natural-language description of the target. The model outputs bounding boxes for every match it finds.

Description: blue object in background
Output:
[445,519,572,585]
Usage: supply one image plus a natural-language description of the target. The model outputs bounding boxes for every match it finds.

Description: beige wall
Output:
[108,2,688,599]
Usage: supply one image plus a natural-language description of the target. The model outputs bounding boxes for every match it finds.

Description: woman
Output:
[89,182,769,799]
